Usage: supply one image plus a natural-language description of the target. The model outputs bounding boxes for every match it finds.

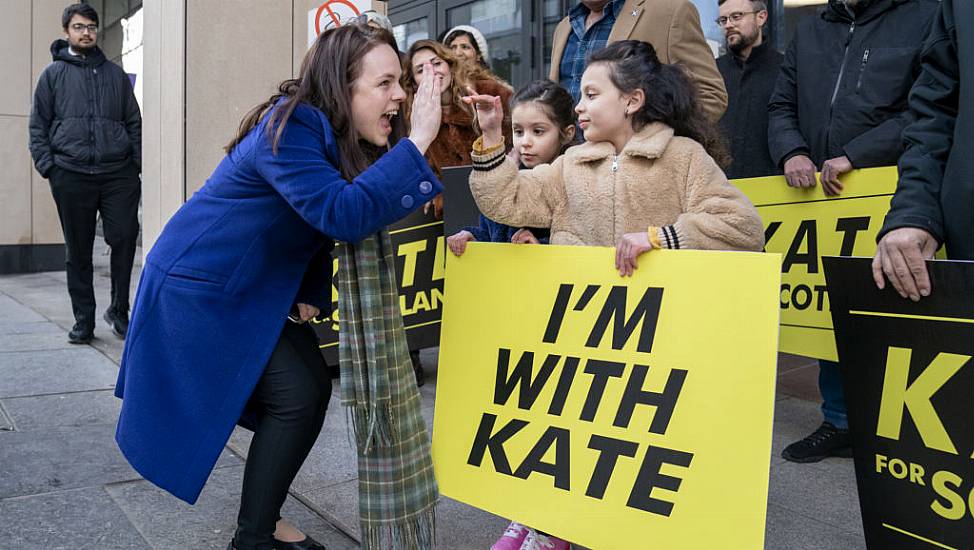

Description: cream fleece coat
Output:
[469,122,765,251]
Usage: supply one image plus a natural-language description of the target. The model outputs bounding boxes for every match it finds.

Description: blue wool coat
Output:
[114,103,441,504]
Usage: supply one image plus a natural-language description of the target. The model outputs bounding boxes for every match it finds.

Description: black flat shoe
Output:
[273,535,326,550]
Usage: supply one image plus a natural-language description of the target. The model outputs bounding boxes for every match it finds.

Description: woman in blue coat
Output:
[115,24,443,550]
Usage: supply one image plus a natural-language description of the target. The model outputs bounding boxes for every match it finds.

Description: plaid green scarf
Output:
[337,230,438,549]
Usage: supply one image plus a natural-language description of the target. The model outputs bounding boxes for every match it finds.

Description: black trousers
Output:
[235,321,332,550]
[48,163,141,327]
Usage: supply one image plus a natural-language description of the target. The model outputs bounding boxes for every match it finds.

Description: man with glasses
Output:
[548,0,727,121]
[716,0,782,179]
[29,3,142,344]
[767,0,937,463]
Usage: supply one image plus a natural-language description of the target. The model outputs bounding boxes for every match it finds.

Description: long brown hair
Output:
[402,39,475,124]
[225,23,405,180]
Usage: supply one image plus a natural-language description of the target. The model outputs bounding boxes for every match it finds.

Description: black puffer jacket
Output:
[767,0,937,169]
[879,0,974,259]
[29,40,141,177]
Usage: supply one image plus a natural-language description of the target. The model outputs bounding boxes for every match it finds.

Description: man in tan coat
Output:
[549,0,727,121]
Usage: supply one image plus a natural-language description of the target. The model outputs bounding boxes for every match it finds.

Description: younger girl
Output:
[465,40,764,274]
[448,79,576,550]
[447,79,576,256]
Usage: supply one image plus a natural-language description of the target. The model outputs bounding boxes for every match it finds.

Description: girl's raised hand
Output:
[615,232,655,277]
[408,62,443,154]
[462,88,504,149]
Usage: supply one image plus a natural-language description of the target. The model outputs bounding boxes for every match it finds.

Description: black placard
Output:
[311,208,444,364]
[824,256,974,550]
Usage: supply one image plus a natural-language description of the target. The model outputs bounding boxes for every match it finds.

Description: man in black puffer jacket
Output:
[767,0,937,465]
[29,3,142,345]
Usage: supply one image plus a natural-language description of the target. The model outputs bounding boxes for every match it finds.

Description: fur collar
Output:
[571,122,675,163]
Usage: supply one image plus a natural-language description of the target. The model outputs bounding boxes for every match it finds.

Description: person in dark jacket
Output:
[873,0,972,300]
[716,0,783,179]
[768,0,937,464]
[28,3,142,344]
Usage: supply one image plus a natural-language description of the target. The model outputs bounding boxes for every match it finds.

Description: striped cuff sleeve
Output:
[471,136,507,172]
[658,224,684,250]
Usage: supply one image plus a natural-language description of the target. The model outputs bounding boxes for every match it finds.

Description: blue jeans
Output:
[818,359,848,430]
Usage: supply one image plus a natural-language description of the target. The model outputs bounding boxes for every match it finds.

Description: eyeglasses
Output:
[322,10,379,31]
[716,11,758,26]
[70,23,99,33]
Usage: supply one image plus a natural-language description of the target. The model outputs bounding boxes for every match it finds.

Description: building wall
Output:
[141,0,387,253]
[0,1,76,273]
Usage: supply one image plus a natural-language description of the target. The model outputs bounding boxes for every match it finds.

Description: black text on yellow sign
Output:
[467,284,694,517]
[434,244,781,549]
[735,166,899,361]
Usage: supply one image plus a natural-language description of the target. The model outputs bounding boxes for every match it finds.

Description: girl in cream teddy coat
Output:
[464,40,764,275]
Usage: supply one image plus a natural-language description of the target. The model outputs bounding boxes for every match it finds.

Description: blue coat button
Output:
[419,180,433,194]
[401,195,414,209]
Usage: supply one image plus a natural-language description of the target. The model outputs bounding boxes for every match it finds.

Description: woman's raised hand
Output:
[462,88,504,149]
[408,62,443,154]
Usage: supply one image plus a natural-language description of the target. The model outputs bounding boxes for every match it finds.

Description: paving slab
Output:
[0,294,47,323]
[0,486,151,550]
[0,424,140,498]
[106,465,357,550]
[769,458,864,537]
[0,321,63,336]
[0,332,77,353]
[0,424,242,499]
[0,347,118,399]
[1,389,121,431]
[765,502,866,550]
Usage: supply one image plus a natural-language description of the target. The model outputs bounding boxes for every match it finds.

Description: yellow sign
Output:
[434,244,780,549]
[735,167,899,361]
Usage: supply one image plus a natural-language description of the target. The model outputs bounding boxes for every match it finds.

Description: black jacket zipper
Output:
[855,49,871,93]
[829,21,857,108]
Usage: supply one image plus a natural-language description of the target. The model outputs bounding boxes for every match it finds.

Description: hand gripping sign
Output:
[434,244,781,549]
[734,166,901,361]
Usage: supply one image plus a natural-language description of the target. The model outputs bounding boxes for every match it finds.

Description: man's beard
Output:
[727,29,759,55]
[70,39,96,53]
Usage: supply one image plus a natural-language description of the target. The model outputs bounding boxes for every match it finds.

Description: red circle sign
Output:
[314,0,362,35]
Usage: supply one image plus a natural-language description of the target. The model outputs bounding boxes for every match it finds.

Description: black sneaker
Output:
[410,350,425,387]
[782,422,853,463]
[68,322,94,344]
[103,308,129,339]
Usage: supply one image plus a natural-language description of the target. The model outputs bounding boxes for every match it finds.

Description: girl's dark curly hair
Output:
[588,40,730,167]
